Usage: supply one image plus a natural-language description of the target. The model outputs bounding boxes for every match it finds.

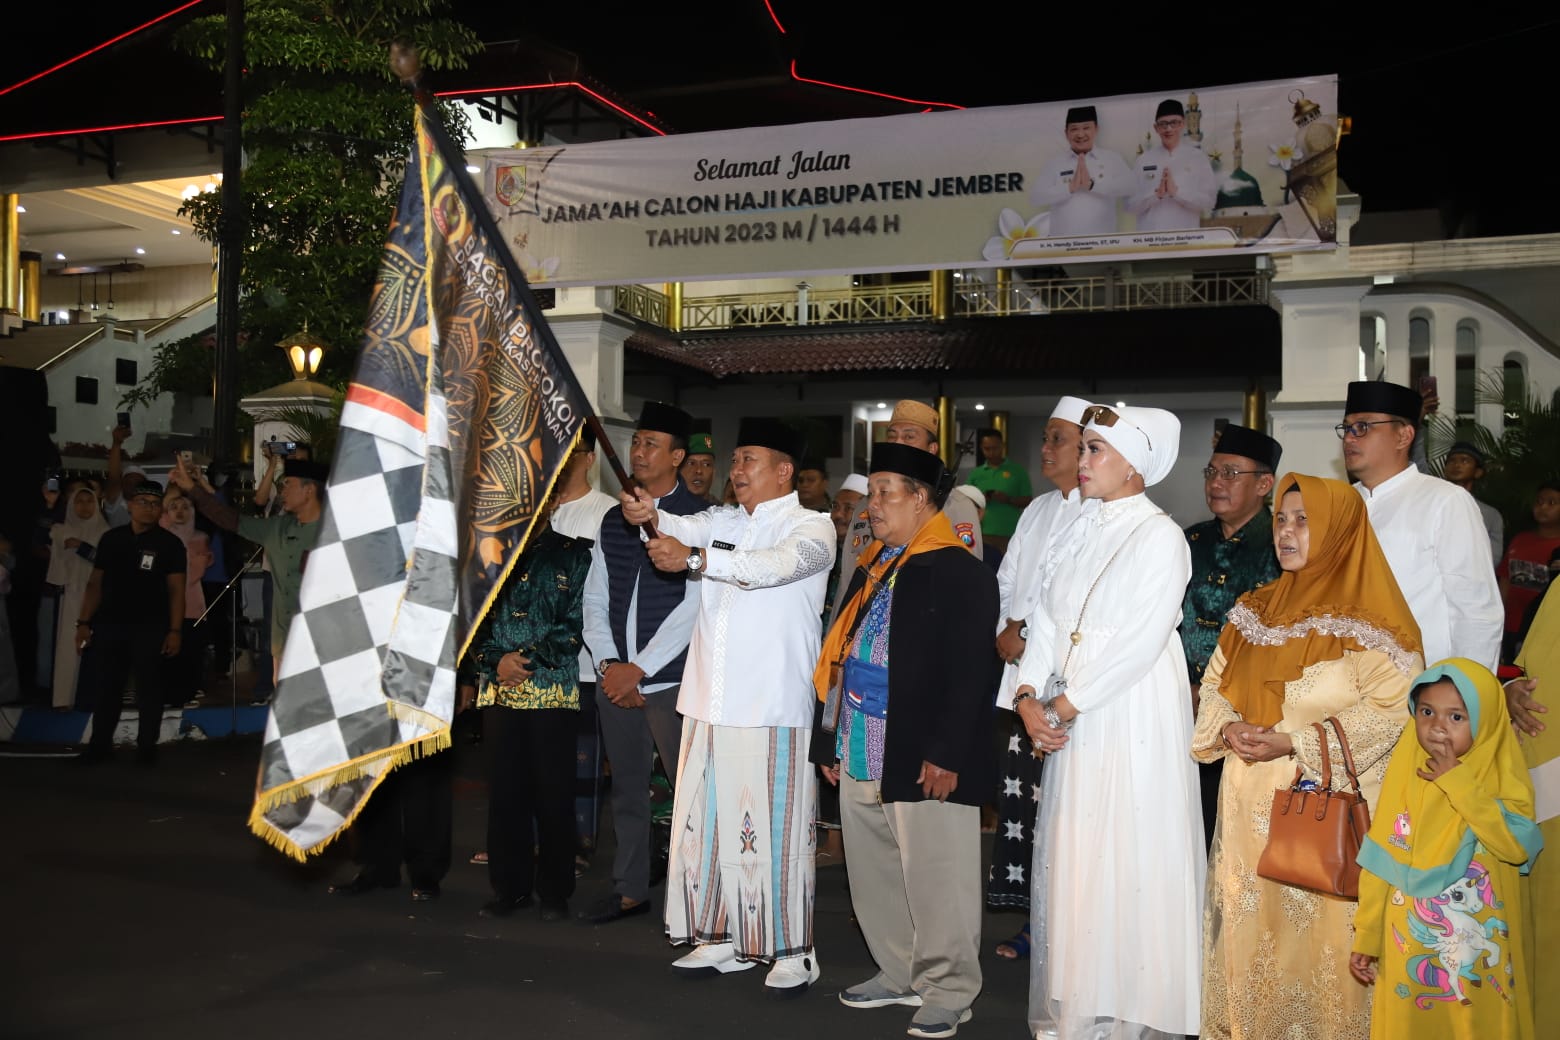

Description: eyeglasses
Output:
[1154,119,1185,130]
[1084,405,1152,450]
[1202,465,1269,482]
[1334,419,1403,440]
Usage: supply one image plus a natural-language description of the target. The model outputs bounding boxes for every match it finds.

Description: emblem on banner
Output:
[494,165,526,208]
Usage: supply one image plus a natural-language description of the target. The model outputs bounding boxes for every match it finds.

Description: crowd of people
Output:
[7,426,328,762]
[4,376,1555,1040]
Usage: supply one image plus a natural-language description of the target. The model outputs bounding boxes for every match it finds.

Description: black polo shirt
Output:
[92,524,187,626]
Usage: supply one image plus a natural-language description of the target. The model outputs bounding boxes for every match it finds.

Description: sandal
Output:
[994,922,1031,960]
[469,851,488,865]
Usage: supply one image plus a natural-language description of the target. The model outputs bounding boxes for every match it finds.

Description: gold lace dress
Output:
[1192,641,1418,1040]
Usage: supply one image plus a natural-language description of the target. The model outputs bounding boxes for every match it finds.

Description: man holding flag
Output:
[622,418,835,998]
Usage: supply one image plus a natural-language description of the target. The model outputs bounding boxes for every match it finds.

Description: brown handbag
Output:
[1255,717,1372,899]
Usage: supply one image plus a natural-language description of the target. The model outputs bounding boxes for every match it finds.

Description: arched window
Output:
[1503,355,1526,427]
[1359,314,1385,380]
[1454,320,1478,418]
[1408,313,1432,388]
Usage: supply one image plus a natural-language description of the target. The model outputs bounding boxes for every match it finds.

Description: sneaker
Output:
[670,942,756,978]
[763,951,820,999]
[906,1006,973,1038]
[839,974,923,1009]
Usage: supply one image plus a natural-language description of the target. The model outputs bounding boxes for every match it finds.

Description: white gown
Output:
[1016,492,1205,1040]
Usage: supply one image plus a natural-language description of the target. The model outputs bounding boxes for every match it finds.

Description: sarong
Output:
[664,718,816,960]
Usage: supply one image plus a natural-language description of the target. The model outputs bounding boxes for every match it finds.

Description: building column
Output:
[547,307,633,424]
[1268,280,1372,482]
[0,193,18,321]
[19,250,42,323]
[936,395,955,465]
[664,281,683,332]
[930,269,953,322]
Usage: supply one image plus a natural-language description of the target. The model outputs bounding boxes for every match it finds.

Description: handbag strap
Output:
[1324,716,1366,799]
[1058,512,1163,678]
[1305,721,1334,791]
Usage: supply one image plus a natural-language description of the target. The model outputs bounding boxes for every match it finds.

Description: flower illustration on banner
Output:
[518,250,561,285]
[983,208,1049,261]
[1268,143,1303,171]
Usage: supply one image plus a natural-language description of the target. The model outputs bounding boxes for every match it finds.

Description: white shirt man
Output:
[622,417,834,997]
[994,396,1092,709]
[1029,104,1133,237]
[1341,380,1503,670]
[1128,99,1217,232]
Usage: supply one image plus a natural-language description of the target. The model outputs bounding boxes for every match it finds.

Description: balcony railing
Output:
[614,269,1269,332]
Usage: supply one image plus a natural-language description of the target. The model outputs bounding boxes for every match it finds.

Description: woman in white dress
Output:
[48,484,108,710]
[1014,405,1204,1040]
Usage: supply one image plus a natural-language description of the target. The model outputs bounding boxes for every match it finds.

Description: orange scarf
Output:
[1215,472,1422,727]
[813,510,967,701]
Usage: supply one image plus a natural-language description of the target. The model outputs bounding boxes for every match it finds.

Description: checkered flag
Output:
[250,103,588,859]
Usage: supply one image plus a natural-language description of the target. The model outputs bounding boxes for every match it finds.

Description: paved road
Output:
[1,737,1032,1039]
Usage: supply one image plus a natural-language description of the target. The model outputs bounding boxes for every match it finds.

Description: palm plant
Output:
[258,395,345,464]
[1425,368,1560,536]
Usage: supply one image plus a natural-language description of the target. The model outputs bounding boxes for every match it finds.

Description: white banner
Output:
[475,76,1339,287]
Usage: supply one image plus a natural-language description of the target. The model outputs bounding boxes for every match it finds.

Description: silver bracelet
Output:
[1040,699,1071,731]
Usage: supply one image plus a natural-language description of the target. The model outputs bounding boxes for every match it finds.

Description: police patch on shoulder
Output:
[955,522,975,548]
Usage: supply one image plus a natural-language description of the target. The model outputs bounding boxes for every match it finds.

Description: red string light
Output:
[763,0,787,33]
[0,0,206,98]
[0,115,222,143]
[434,82,668,136]
[788,60,963,110]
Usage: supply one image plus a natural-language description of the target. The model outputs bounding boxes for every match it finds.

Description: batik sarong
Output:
[664,718,816,960]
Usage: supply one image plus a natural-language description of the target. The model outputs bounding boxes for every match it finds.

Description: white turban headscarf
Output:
[1084,405,1181,487]
[1050,395,1094,426]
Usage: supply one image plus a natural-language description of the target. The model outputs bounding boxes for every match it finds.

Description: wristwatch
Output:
[1018,624,1029,640]
[686,548,705,573]
[596,658,620,678]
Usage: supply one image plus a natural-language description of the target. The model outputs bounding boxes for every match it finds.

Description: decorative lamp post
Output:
[278,326,326,381]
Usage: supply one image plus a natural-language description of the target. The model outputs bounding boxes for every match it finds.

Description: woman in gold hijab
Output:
[1191,473,1423,1040]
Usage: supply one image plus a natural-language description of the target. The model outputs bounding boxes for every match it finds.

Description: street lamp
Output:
[278,327,325,381]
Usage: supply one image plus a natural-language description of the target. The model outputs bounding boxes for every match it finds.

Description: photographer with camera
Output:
[253,439,310,515]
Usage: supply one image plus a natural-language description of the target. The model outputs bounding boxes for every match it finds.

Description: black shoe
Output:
[539,899,569,922]
[479,894,533,918]
[329,872,399,896]
[577,893,652,924]
[410,886,440,902]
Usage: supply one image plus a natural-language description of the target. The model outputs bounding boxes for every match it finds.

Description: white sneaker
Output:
[671,942,755,978]
[763,951,820,999]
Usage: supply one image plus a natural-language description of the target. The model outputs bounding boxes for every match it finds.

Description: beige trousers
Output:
[840,772,983,1012]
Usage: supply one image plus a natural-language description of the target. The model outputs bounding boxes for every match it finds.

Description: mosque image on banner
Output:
[473,76,1339,288]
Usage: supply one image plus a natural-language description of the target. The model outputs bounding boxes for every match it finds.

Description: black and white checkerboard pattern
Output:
[253,387,459,856]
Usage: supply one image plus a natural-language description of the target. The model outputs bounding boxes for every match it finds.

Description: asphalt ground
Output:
[0,735,1033,1039]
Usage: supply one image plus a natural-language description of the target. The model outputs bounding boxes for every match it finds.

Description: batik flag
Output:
[249,103,589,860]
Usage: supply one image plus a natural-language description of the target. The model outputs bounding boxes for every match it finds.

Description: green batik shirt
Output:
[967,459,1032,538]
[1180,508,1281,685]
[470,528,590,711]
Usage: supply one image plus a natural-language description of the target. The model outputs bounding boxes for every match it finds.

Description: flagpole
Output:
[390,43,638,501]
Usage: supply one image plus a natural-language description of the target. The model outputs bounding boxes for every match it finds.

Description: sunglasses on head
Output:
[1084,405,1151,451]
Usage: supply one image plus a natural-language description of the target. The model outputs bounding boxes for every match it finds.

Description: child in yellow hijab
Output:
[1350,658,1544,1039]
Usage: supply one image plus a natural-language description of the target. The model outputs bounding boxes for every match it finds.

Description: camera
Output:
[267,439,298,458]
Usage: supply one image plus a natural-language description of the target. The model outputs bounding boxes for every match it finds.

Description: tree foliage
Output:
[135,0,480,403]
[1425,368,1560,535]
